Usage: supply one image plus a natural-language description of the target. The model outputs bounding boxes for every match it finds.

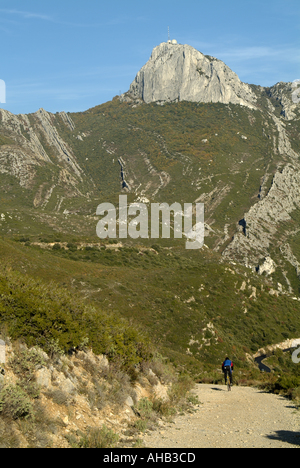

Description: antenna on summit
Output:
[168,26,171,43]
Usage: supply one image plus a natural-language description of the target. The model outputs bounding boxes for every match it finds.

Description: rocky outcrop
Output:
[0,108,86,205]
[257,256,277,276]
[253,337,300,359]
[272,114,298,159]
[222,163,300,269]
[35,108,82,178]
[122,42,257,109]
[0,342,173,448]
[0,110,52,165]
[58,111,75,131]
[268,82,300,120]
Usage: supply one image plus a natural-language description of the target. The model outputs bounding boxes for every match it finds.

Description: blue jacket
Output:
[222,359,233,371]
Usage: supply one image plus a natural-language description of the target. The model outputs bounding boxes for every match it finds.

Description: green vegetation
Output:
[1,234,300,383]
[76,425,119,449]
[0,264,151,370]
[0,384,35,421]
[1,93,300,408]
[257,349,300,405]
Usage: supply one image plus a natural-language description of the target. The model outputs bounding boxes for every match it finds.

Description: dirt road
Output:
[143,384,300,448]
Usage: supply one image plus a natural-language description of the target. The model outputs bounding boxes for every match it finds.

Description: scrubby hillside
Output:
[0,267,196,448]
[0,340,198,448]
[1,237,300,378]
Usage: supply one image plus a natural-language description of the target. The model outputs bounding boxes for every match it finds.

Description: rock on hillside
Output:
[268,81,300,120]
[222,163,300,270]
[0,342,171,448]
[122,42,257,108]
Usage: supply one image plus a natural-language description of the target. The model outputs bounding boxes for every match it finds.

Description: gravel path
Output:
[143,384,300,448]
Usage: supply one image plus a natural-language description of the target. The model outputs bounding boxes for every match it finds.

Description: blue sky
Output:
[1,0,300,114]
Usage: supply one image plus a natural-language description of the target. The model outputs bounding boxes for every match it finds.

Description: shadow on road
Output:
[211,387,226,392]
[265,431,300,447]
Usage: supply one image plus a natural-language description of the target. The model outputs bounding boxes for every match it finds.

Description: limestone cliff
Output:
[122,42,257,108]
[0,108,85,205]
[222,163,300,269]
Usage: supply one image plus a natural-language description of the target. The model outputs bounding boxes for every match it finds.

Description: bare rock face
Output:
[222,163,300,270]
[123,42,257,108]
[257,257,277,276]
[268,81,300,120]
[0,107,84,200]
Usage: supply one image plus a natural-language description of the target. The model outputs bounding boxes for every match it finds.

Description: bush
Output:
[10,347,46,398]
[78,425,119,448]
[19,237,29,243]
[0,267,152,371]
[47,389,70,406]
[274,375,300,394]
[135,397,153,419]
[10,347,46,375]
[133,419,148,432]
[0,384,34,420]
[289,386,300,402]
[152,398,176,418]
[168,374,194,405]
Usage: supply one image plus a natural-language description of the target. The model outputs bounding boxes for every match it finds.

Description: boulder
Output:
[36,367,52,389]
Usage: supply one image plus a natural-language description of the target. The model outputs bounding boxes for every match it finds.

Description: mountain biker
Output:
[222,357,233,386]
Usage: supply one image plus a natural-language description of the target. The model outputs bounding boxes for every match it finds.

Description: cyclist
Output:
[222,357,233,386]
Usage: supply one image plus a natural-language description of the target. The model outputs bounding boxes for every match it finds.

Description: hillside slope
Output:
[0,42,300,388]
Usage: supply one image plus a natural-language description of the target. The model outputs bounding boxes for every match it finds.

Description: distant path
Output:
[143,384,300,448]
[254,347,297,373]
[254,355,271,373]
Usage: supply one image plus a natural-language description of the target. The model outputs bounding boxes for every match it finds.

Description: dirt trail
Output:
[143,384,300,448]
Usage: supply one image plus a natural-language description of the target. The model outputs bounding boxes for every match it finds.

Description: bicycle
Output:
[224,369,232,391]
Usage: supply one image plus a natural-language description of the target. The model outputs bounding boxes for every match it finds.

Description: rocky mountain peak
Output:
[122,42,257,109]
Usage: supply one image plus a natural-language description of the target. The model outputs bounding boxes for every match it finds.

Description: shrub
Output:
[10,347,46,375]
[168,374,194,405]
[78,425,119,448]
[274,375,300,394]
[135,397,153,419]
[0,384,34,420]
[289,386,300,402]
[47,389,70,406]
[0,267,152,371]
[133,419,148,432]
[46,338,64,360]
[152,398,176,418]
[10,347,46,398]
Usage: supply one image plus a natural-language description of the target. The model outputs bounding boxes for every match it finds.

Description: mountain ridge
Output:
[1,42,300,299]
